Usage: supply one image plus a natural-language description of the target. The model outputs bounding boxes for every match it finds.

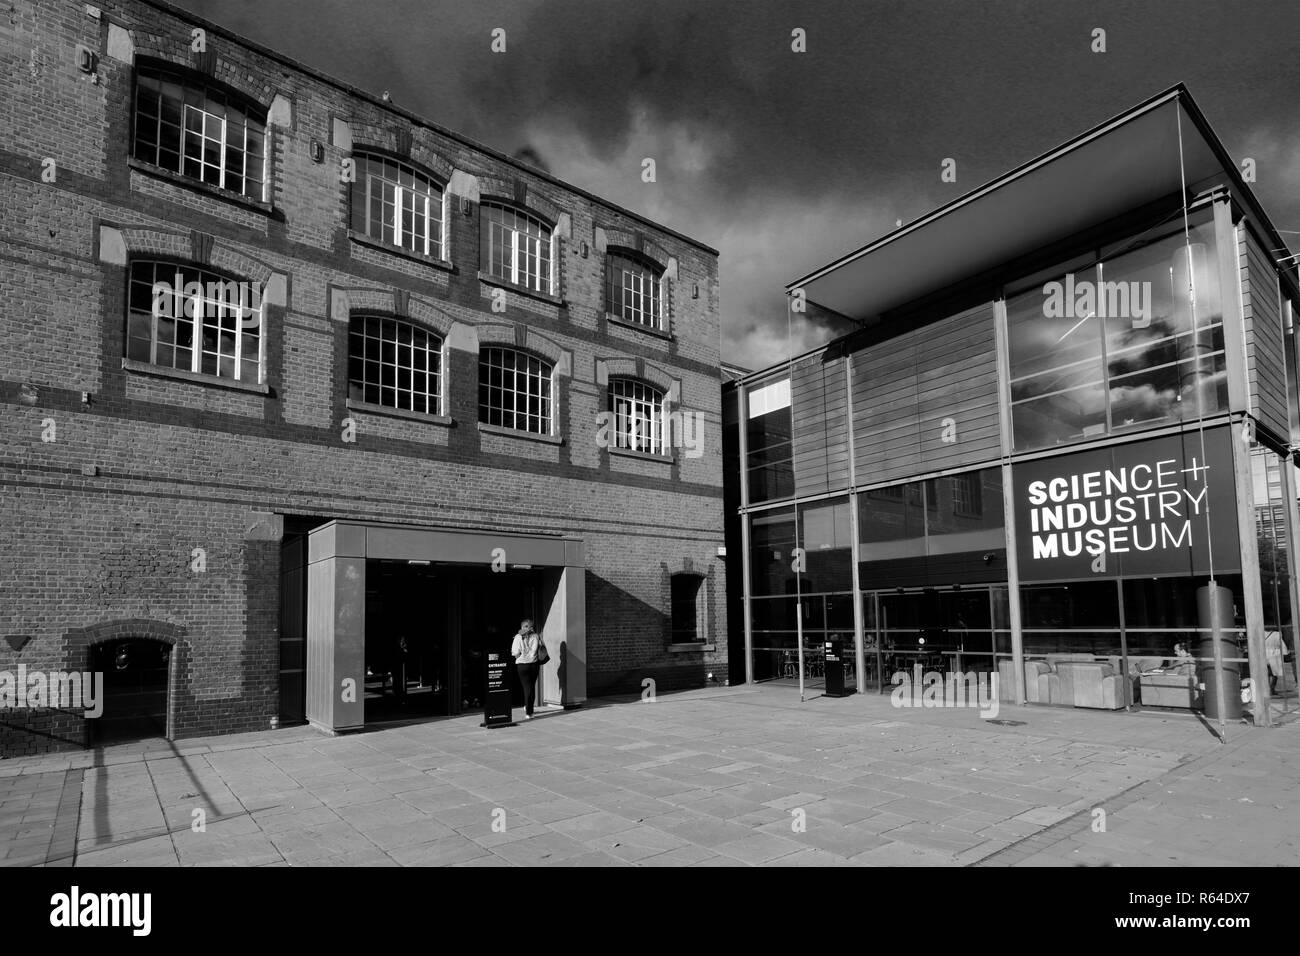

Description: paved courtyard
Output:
[1,684,1297,866]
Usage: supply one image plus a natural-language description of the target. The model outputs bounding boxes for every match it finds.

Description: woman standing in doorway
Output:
[511,619,544,720]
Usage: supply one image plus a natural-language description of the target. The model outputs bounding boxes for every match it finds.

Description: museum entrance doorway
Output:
[362,561,543,723]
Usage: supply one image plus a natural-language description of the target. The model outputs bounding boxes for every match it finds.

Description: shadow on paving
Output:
[1,684,1292,866]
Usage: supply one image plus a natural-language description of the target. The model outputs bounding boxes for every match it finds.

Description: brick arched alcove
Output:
[64,619,188,746]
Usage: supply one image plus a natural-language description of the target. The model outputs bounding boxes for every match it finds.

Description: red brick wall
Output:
[0,0,726,754]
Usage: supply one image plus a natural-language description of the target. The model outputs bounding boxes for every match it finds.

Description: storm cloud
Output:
[178,0,1300,371]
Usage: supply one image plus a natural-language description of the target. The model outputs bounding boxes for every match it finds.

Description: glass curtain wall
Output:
[1255,446,1296,711]
[748,497,853,684]
[740,204,1295,717]
[1007,210,1226,451]
[855,467,1008,692]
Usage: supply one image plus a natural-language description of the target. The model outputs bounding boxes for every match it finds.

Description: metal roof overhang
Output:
[789,86,1288,323]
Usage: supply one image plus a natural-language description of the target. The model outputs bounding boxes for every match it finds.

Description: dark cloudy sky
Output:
[175,0,1300,372]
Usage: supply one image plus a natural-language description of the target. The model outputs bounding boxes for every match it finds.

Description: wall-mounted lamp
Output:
[581,241,589,258]
[462,197,472,216]
[692,283,699,300]
[310,139,324,163]
[75,44,97,74]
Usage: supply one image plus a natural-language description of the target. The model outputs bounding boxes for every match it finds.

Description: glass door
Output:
[872,586,997,692]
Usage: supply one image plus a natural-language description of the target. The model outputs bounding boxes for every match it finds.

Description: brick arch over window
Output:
[407,298,457,339]
[596,357,678,399]
[129,50,274,117]
[328,287,454,338]
[600,228,672,273]
[349,140,455,185]
[347,309,448,345]
[476,323,571,375]
[108,227,279,290]
[63,619,187,743]
[477,178,563,229]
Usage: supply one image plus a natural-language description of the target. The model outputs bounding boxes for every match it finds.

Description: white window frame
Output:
[352,153,445,259]
[482,204,554,294]
[608,377,667,454]
[479,346,555,434]
[347,314,445,416]
[132,65,268,201]
[608,252,664,329]
[127,260,264,384]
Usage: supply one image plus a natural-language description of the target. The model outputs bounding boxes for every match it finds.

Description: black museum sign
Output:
[1012,426,1240,581]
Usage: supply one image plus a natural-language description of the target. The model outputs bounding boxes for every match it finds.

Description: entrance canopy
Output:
[788,85,1295,324]
[304,520,585,733]
[308,519,584,568]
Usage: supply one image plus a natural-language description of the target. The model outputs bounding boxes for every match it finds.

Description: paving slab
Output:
[2,684,1296,866]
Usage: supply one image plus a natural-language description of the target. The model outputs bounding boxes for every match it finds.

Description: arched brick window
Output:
[127,259,264,384]
[348,314,445,415]
[479,347,553,434]
[607,377,666,454]
[349,151,445,259]
[132,62,268,201]
[480,203,553,294]
[607,250,664,329]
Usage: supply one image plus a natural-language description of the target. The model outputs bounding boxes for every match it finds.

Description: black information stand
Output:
[481,651,515,728]
[824,638,851,697]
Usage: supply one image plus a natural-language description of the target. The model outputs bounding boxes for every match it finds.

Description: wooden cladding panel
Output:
[852,302,1000,485]
[791,354,850,494]
[1241,228,1289,441]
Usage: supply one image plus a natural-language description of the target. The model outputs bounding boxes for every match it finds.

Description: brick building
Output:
[0,0,726,755]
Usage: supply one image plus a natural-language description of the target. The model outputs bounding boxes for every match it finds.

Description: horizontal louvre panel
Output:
[791,355,849,495]
[853,302,999,484]
[1242,229,1288,439]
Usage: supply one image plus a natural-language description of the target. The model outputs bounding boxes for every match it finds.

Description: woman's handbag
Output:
[535,637,550,665]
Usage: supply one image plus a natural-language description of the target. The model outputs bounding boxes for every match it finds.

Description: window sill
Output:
[608,445,673,464]
[477,422,563,445]
[127,158,276,216]
[606,313,673,341]
[346,398,453,426]
[668,642,713,653]
[122,358,271,394]
[348,231,454,273]
[477,272,565,309]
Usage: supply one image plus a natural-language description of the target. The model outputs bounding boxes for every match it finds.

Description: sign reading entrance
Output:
[482,652,514,728]
[1012,427,1239,580]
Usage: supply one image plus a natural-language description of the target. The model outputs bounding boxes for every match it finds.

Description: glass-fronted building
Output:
[724,86,1300,724]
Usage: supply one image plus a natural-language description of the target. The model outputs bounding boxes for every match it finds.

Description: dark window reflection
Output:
[745,378,794,503]
[1008,212,1226,450]
[798,497,853,592]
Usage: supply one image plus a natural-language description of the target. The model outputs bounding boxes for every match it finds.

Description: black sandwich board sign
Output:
[482,651,515,728]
